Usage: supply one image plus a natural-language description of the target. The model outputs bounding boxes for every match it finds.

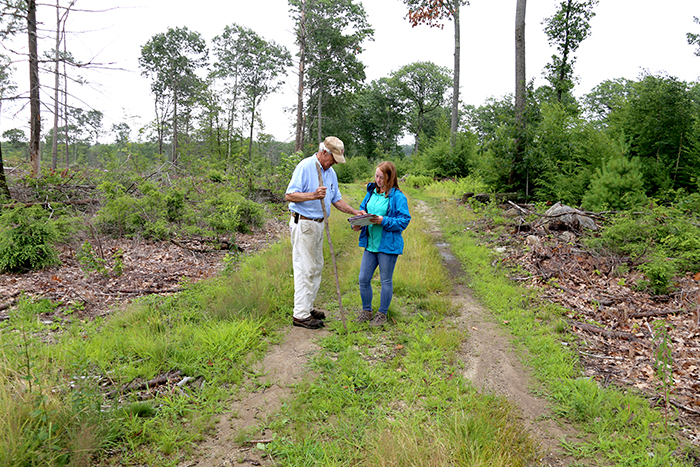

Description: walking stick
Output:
[316,162,348,332]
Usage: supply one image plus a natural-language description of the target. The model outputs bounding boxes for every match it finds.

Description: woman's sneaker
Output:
[368,312,387,327]
[354,310,373,323]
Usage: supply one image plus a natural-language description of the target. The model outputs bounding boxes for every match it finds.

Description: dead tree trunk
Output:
[28,0,41,177]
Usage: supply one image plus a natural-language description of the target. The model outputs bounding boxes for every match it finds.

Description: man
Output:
[285,136,364,329]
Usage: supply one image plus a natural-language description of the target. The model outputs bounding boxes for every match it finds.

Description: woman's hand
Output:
[352,224,362,232]
[370,216,383,225]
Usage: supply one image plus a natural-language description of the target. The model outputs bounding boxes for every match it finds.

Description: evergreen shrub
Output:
[0,206,62,273]
[581,155,647,211]
[637,253,677,295]
[203,192,265,235]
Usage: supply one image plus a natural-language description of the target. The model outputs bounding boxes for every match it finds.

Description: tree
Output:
[0,1,39,177]
[688,16,700,56]
[512,0,527,187]
[211,24,249,164]
[212,24,291,163]
[391,61,451,153]
[139,27,208,166]
[610,74,699,195]
[240,35,290,162]
[27,0,40,175]
[49,0,76,171]
[350,77,406,158]
[582,77,634,122]
[581,154,647,211]
[289,0,373,149]
[111,122,130,145]
[402,0,469,142]
[542,0,598,102]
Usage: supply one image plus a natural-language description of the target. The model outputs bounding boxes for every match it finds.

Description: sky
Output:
[2,0,699,144]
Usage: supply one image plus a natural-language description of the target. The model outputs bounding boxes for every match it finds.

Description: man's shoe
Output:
[310,309,326,320]
[368,312,387,327]
[292,317,324,329]
[354,310,373,323]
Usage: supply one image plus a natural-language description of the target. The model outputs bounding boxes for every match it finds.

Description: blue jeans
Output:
[358,250,398,315]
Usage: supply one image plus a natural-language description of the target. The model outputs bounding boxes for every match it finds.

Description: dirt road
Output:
[181,200,581,467]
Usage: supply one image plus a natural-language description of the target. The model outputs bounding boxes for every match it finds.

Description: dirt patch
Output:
[180,326,330,467]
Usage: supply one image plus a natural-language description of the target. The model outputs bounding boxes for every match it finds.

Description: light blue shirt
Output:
[286,155,342,219]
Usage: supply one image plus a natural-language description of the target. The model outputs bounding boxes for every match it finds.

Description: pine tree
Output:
[581,155,647,211]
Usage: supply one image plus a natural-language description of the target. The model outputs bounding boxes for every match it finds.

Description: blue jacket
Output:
[358,183,411,255]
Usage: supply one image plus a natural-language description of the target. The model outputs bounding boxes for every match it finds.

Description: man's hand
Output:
[312,186,327,199]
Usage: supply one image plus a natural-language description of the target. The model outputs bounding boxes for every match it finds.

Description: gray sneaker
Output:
[354,310,373,323]
[368,312,387,327]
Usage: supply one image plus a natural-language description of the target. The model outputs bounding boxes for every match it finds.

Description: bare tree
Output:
[402,0,470,145]
[28,0,40,176]
[293,0,308,153]
[511,0,527,188]
[50,0,75,170]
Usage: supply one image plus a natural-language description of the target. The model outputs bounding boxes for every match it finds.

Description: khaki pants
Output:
[289,217,324,320]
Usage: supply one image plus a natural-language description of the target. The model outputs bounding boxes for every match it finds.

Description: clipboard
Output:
[347,214,377,226]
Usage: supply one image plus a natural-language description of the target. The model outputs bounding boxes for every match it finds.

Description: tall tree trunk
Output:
[316,87,322,144]
[248,101,256,162]
[51,0,60,171]
[63,32,69,168]
[227,104,234,171]
[172,93,178,166]
[155,100,163,156]
[28,0,41,177]
[414,107,424,155]
[0,142,10,200]
[557,0,572,103]
[294,0,307,153]
[0,95,11,199]
[511,0,527,189]
[450,0,461,145]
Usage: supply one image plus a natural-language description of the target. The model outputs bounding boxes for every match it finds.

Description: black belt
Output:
[292,212,324,223]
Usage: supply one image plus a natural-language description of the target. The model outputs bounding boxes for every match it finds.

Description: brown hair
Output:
[376,161,400,196]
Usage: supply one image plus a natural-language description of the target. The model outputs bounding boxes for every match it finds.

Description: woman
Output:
[353,161,411,327]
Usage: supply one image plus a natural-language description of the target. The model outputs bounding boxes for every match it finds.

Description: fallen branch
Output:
[629,309,682,319]
[115,288,184,295]
[247,439,274,445]
[108,370,183,398]
[569,320,639,342]
[578,350,624,361]
[170,237,242,254]
[2,198,99,209]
